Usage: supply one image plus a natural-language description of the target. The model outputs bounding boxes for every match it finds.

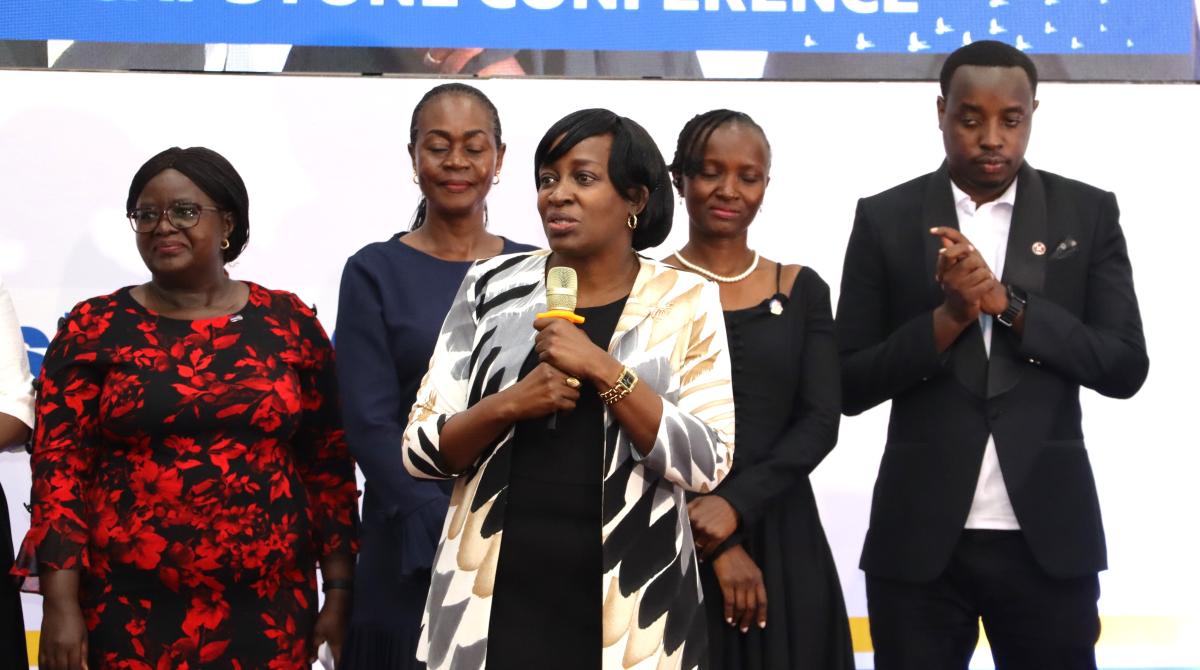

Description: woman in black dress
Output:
[666,110,855,670]
[336,83,534,670]
[402,109,737,670]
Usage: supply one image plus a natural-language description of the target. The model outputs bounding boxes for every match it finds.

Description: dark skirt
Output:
[340,498,447,670]
[701,481,854,670]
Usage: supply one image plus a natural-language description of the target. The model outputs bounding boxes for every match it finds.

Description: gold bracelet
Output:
[599,367,638,405]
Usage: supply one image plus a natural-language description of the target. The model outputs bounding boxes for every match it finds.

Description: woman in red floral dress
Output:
[16,147,359,670]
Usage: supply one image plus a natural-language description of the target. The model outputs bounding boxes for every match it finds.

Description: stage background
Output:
[0,69,1197,668]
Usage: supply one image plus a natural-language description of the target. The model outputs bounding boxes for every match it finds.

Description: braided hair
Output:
[668,109,770,194]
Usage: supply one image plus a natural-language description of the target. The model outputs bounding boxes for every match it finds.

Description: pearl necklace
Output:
[673,250,760,283]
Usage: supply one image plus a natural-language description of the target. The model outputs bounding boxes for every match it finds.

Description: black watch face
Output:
[620,370,635,387]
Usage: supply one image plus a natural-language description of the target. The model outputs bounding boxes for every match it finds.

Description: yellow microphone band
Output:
[536,309,586,324]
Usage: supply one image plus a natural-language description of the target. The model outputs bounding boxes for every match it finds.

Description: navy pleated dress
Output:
[335,233,535,670]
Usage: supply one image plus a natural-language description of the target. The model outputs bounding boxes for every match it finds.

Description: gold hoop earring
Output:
[220,238,231,250]
[626,213,638,231]
[412,173,419,184]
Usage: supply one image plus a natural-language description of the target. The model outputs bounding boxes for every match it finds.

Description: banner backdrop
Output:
[1,0,1198,79]
[0,70,1198,668]
[2,0,1189,53]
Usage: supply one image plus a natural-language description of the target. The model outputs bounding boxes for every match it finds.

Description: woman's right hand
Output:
[502,362,580,422]
[711,544,768,634]
[40,596,89,670]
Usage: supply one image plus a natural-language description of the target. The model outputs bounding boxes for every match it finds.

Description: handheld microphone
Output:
[541,266,582,430]
[539,266,585,324]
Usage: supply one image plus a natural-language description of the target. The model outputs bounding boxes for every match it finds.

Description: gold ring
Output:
[564,376,581,389]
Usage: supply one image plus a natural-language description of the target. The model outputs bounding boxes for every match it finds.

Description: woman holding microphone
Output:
[403,108,736,670]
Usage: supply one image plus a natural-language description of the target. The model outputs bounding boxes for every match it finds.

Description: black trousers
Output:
[867,530,1100,670]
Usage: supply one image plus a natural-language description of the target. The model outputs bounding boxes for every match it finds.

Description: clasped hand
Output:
[930,227,1008,323]
[687,495,739,558]
[501,318,614,423]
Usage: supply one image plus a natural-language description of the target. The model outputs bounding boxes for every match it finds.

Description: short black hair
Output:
[940,40,1038,97]
[408,83,504,230]
[669,109,771,193]
[533,108,672,251]
[126,147,250,263]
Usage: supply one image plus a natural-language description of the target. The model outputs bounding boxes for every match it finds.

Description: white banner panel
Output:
[0,69,1196,668]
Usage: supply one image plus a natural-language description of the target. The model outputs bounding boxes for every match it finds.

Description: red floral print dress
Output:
[16,282,358,670]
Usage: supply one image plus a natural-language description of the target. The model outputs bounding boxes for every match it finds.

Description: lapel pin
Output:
[1031,241,1046,256]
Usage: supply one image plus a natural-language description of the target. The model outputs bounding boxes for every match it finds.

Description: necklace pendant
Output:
[769,298,784,316]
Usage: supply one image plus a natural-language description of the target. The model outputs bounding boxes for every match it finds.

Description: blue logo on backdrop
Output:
[22,326,49,379]
[0,0,1192,53]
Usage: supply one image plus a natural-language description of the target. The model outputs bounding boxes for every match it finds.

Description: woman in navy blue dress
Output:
[335,83,535,669]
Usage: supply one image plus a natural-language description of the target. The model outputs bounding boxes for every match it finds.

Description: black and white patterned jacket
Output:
[403,250,736,670]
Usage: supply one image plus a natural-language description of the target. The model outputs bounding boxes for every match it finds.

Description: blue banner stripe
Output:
[0,0,1193,54]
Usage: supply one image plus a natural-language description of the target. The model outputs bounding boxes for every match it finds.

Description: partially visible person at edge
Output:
[0,274,34,670]
[664,109,855,670]
[401,108,736,670]
[334,82,535,670]
[15,147,359,670]
[836,41,1148,670]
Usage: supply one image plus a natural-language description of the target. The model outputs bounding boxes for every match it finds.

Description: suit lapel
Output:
[925,165,988,398]
[608,255,683,359]
[988,163,1048,398]
[998,163,1048,294]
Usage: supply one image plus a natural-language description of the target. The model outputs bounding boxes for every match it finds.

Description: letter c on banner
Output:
[482,0,517,7]
[226,0,263,5]
[524,0,565,8]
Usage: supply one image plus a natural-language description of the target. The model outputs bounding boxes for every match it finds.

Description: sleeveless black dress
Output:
[700,266,855,670]
[486,296,628,670]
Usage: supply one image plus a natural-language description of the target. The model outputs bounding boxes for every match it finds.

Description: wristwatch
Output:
[600,366,639,405]
[997,284,1028,328]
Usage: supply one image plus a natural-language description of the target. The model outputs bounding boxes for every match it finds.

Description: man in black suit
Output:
[836,40,1148,670]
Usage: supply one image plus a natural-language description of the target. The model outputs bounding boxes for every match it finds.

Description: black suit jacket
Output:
[837,162,1148,582]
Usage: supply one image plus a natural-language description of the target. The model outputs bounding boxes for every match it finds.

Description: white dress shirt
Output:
[950,178,1021,531]
[0,275,34,438]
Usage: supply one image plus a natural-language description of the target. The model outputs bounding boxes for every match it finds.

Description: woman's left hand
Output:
[533,317,616,384]
[310,590,351,665]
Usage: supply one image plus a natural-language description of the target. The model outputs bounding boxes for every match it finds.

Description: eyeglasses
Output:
[127,203,224,233]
